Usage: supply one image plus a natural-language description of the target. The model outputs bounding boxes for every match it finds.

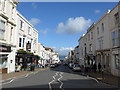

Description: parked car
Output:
[69,63,74,69]
[50,64,56,68]
[55,63,58,67]
[72,64,81,72]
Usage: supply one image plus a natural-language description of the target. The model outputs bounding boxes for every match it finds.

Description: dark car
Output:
[50,64,56,68]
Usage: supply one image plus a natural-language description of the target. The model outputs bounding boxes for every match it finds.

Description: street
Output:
[2,64,118,89]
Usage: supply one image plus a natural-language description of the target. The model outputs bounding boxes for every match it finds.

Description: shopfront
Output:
[15,49,40,70]
[0,44,12,73]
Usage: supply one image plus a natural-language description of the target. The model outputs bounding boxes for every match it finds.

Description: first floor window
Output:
[115,54,120,69]
[0,20,5,39]
[89,44,92,51]
[19,38,22,47]
[22,38,25,48]
[112,31,118,47]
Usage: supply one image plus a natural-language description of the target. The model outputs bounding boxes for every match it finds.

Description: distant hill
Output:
[59,55,66,60]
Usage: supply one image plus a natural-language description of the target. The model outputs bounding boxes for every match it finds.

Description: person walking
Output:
[98,63,101,72]
[30,62,35,71]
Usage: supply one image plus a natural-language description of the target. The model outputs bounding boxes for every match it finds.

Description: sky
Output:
[17,2,118,56]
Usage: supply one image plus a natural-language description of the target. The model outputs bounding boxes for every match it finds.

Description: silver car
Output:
[73,64,81,71]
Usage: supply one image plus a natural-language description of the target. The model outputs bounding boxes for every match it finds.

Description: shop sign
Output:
[0,45,11,52]
[26,43,31,51]
[112,50,119,54]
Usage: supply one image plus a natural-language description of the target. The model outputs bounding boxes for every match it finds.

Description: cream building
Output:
[78,24,96,67]
[95,10,111,73]
[78,35,85,66]
[73,45,79,64]
[108,2,120,77]
[0,0,18,73]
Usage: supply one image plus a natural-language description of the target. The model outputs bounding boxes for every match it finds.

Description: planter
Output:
[2,68,8,73]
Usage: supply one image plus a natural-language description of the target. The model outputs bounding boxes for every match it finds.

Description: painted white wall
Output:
[16,11,39,55]
[0,0,18,73]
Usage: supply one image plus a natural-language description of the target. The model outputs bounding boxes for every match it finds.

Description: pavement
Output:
[1,68,47,81]
[1,64,119,90]
[85,71,120,88]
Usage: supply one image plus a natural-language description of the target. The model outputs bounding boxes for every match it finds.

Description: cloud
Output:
[32,3,37,9]
[52,47,74,56]
[29,18,40,26]
[39,28,48,35]
[95,10,101,14]
[60,47,74,51]
[56,17,92,34]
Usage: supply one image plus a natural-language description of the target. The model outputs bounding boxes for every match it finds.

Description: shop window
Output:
[0,20,5,39]
[115,54,120,70]
[0,55,8,69]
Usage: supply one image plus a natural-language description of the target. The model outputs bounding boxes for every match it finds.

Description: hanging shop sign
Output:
[0,45,11,52]
[26,42,31,51]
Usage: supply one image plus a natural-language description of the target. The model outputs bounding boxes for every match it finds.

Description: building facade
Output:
[108,3,120,76]
[95,10,111,73]
[15,11,39,68]
[0,0,18,73]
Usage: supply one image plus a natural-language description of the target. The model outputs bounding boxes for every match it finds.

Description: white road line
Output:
[88,76,99,83]
[2,79,14,85]
[49,72,59,90]
[58,72,64,90]
[25,74,29,77]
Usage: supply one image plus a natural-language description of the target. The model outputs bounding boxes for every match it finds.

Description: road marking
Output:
[49,72,59,90]
[88,76,99,83]
[2,79,14,85]
[58,72,64,90]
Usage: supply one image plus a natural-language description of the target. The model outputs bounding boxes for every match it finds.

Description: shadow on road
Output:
[2,78,118,90]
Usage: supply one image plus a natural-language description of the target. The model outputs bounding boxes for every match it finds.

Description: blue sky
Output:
[17,2,118,56]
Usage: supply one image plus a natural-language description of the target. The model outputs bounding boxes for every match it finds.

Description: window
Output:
[10,27,13,41]
[22,38,25,48]
[114,12,119,24]
[114,54,120,69]
[101,23,104,33]
[112,31,118,47]
[28,26,31,35]
[20,20,24,30]
[19,38,22,47]
[118,29,120,46]
[88,34,90,40]
[12,6,14,19]
[0,20,5,39]
[91,32,93,39]
[89,44,92,51]
[2,0,6,11]
[97,27,99,35]
[98,37,104,50]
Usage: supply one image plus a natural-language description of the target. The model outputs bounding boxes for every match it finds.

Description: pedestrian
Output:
[98,63,101,72]
[23,61,27,71]
[30,62,35,71]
